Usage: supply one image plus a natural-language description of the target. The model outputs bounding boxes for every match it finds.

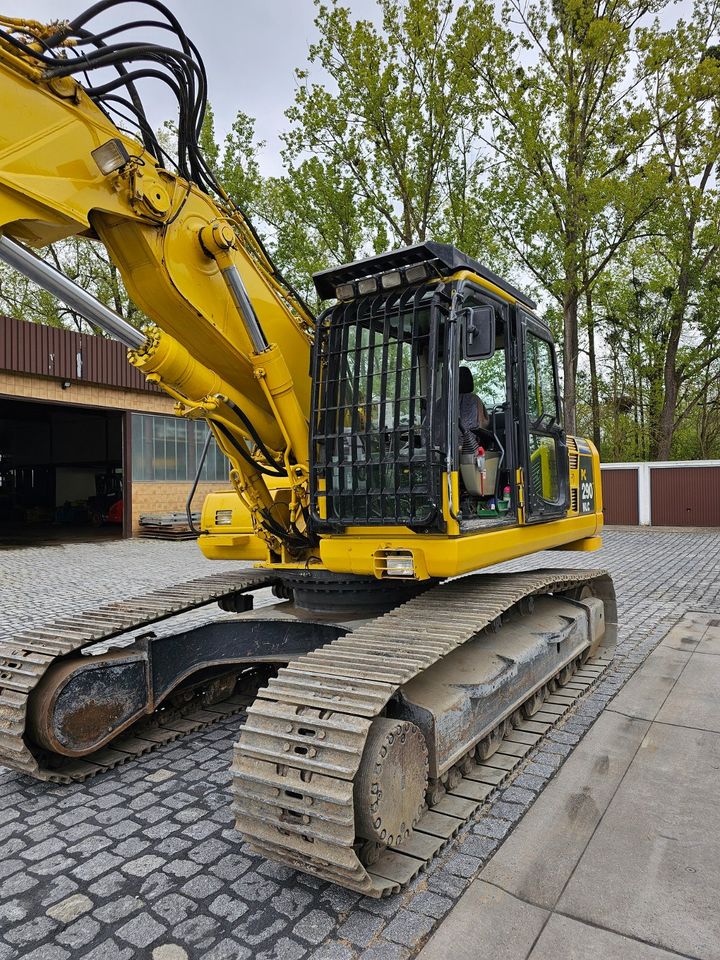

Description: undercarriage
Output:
[0,565,615,893]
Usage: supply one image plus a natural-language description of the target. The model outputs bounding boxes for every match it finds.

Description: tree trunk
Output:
[562,289,579,434]
[654,263,690,460]
[584,281,601,449]
[655,324,683,459]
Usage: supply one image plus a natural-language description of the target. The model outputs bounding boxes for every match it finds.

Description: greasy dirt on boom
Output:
[0,570,274,782]
[232,568,616,896]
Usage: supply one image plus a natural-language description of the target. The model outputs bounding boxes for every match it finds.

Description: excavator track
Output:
[232,568,616,896]
[0,570,275,782]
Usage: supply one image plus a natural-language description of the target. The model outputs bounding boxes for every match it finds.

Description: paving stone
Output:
[512,773,546,793]
[173,915,219,946]
[153,894,197,924]
[382,911,436,948]
[337,911,385,946]
[20,947,70,960]
[232,914,288,947]
[0,872,39,897]
[208,892,249,923]
[73,852,123,881]
[255,939,307,960]
[472,816,512,840]
[203,939,251,960]
[294,908,338,944]
[0,859,23,880]
[5,915,58,946]
[140,873,176,900]
[308,946,355,960]
[179,874,224,899]
[188,837,229,864]
[46,894,93,923]
[360,945,412,960]
[20,838,65,862]
[273,887,314,919]
[501,786,536,806]
[210,853,252,881]
[121,854,165,877]
[79,937,134,960]
[485,800,525,822]
[0,898,27,923]
[152,947,189,960]
[116,911,166,948]
[56,916,101,948]
[94,896,142,924]
[0,533,717,960]
[442,852,482,878]
[113,837,150,858]
[406,891,453,920]
[87,871,126,898]
[146,770,175,784]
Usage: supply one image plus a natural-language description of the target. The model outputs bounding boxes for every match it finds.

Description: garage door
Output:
[600,468,639,525]
[651,467,720,527]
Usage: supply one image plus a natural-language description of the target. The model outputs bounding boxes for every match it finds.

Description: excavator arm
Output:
[0,7,314,559]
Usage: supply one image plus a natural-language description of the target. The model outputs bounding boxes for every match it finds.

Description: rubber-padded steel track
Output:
[0,570,274,781]
[232,568,616,896]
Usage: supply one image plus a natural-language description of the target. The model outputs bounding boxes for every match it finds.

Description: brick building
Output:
[0,315,229,541]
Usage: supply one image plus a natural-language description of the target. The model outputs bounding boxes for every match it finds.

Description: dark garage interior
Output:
[0,399,125,544]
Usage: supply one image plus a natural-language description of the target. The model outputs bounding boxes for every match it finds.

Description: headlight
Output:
[405,262,429,283]
[335,282,355,300]
[380,551,415,577]
[381,270,402,289]
[357,276,378,295]
[91,138,130,175]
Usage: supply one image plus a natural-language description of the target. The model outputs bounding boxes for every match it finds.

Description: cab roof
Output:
[312,241,537,310]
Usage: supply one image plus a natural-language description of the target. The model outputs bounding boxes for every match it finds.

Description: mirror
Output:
[463,304,495,359]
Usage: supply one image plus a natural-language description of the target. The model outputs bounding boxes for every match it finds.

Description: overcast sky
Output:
[14,1,381,175]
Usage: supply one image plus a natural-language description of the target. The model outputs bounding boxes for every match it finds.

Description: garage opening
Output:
[0,399,125,544]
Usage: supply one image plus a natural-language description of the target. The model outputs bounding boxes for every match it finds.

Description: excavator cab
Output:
[310,242,574,541]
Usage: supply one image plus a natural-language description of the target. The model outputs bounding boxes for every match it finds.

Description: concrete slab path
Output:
[419,612,720,960]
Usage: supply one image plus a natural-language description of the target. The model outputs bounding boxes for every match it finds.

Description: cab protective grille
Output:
[310,285,444,528]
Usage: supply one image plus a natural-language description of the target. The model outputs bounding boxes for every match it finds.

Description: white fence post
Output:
[638,463,651,526]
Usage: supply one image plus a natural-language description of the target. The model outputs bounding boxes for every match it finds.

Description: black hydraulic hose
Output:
[222,397,288,476]
[211,419,286,480]
[72,27,157,158]
[185,427,212,535]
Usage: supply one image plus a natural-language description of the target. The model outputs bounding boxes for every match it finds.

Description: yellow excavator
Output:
[0,3,615,896]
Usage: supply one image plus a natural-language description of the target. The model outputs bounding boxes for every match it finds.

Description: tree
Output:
[638,0,720,458]
[283,0,489,253]
[464,0,664,432]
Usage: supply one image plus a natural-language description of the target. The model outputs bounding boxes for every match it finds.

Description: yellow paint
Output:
[318,511,602,579]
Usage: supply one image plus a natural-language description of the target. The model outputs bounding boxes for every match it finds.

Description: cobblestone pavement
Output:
[1,528,719,960]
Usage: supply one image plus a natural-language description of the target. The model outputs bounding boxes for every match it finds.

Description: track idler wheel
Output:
[355,718,428,849]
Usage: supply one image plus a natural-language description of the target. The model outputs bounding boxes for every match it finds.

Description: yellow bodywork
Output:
[0,21,605,581]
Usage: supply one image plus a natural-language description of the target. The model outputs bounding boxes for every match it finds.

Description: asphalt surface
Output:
[1,528,719,960]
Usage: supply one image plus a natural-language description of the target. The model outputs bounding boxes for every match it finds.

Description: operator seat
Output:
[459,366,491,453]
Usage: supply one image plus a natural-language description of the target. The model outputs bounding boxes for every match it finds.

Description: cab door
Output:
[518,310,569,522]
